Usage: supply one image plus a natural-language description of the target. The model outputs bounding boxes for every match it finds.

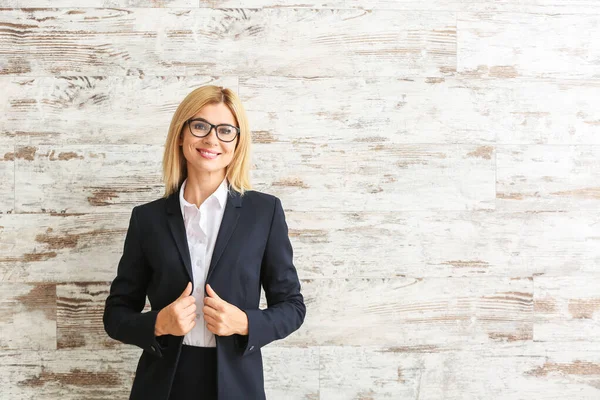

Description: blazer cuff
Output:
[140,310,165,358]
[238,309,263,357]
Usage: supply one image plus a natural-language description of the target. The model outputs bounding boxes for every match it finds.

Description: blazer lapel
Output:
[165,180,243,292]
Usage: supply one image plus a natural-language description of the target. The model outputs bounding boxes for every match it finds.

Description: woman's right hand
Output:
[155,282,197,336]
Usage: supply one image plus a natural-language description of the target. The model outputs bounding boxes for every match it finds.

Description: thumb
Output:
[178,282,192,299]
[206,283,221,300]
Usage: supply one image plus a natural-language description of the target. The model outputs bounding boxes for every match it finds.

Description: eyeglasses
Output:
[187,118,240,143]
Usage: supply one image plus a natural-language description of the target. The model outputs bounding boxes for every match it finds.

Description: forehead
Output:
[191,103,236,125]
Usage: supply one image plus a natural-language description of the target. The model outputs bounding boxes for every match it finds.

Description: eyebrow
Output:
[192,117,236,126]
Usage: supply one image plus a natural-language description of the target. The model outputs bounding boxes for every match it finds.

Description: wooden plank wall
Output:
[1,1,599,399]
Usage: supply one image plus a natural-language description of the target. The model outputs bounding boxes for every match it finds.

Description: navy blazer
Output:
[103,182,306,400]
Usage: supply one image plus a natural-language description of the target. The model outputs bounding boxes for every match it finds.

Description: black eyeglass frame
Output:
[186,118,240,143]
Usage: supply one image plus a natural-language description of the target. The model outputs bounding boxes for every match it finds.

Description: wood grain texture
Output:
[0,348,143,399]
[497,145,600,211]
[458,12,600,80]
[0,149,14,213]
[14,145,164,213]
[0,283,56,350]
[262,346,320,400]
[292,277,533,347]
[0,0,599,13]
[284,209,599,278]
[2,75,599,147]
[0,0,195,6]
[57,282,152,349]
[40,276,556,349]
[0,347,320,399]
[241,76,600,146]
[13,143,495,213]
[320,344,600,399]
[534,276,600,342]
[0,8,456,77]
[1,209,596,284]
[1,2,599,398]
[0,212,131,282]
[252,142,496,211]
[0,76,238,146]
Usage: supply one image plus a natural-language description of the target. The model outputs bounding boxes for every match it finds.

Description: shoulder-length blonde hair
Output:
[162,85,253,198]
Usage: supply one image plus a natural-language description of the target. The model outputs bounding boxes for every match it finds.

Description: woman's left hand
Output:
[203,283,249,336]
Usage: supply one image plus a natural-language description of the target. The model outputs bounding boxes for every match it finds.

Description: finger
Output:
[204,313,219,325]
[181,308,197,320]
[186,319,196,332]
[207,322,219,335]
[176,299,195,314]
[181,303,197,317]
[203,304,217,319]
[205,296,225,312]
[181,298,197,309]
[203,296,218,309]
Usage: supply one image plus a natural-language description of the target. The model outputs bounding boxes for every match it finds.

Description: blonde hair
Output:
[162,85,253,198]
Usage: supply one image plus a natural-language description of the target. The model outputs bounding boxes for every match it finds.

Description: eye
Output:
[193,122,209,130]
[218,127,234,135]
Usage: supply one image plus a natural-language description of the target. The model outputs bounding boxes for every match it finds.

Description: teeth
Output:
[200,150,218,156]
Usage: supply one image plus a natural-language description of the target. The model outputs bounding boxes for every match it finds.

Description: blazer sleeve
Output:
[238,196,307,357]
[103,205,166,358]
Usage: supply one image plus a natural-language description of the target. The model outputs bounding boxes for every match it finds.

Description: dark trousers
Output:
[168,344,217,400]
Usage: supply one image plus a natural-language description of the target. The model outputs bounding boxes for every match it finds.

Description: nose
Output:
[203,127,220,144]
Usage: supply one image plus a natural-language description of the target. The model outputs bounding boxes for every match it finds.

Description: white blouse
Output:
[179,177,228,347]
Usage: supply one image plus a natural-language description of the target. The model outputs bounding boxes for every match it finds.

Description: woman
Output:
[103,85,306,400]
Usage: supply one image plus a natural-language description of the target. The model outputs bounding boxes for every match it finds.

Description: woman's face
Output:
[179,102,239,176]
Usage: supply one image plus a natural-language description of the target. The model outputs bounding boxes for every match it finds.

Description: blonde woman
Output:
[103,85,306,400]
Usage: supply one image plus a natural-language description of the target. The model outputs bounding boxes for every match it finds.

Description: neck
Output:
[183,169,226,207]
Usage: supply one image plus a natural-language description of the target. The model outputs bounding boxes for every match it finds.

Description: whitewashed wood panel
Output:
[496,145,600,212]
[0,348,141,399]
[262,346,320,400]
[15,145,164,213]
[241,76,600,146]
[286,277,533,347]
[0,8,456,77]
[319,344,600,399]
[3,75,599,147]
[417,346,600,399]
[0,76,238,147]
[458,12,600,80]
[534,276,600,343]
[0,347,319,399]
[1,209,596,283]
[0,3,598,398]
[0,147,14,213]
[14,143,495,213]
[0,283,56,350]
[0,0,598,13]
[252,142,495,211]
[57,282,152,350]
[320,346,423,399]
[1,277,540,351]
[0,0,194,6]
[208,1,600,14]
[284,209,599,278]
[0,212,133,282]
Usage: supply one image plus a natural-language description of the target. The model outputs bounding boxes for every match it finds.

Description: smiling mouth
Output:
[197,148,221,158]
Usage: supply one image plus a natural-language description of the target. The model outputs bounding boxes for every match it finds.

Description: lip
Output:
[197,148,220,159]
[196,148,220,155]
